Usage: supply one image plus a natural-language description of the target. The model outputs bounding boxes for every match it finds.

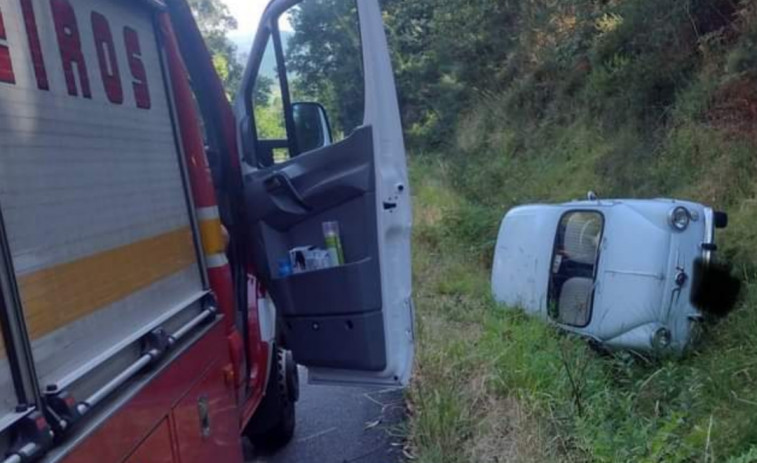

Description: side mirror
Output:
[292,102,333,154]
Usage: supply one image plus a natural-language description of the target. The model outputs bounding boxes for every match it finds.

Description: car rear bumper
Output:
[702,207,716,264]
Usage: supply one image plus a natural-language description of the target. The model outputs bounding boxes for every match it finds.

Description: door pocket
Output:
[270,257,380,317]
[271,257,386,371]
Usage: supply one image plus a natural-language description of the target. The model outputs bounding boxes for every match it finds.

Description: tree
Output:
[281,0,524,145]
[254,75,274,107]
[285,0,365,136]
[187,0,243,99]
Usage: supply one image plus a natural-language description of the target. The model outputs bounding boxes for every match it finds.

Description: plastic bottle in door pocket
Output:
[322,221,345,266]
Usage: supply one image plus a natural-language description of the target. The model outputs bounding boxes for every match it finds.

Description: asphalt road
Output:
[247,367,407,463]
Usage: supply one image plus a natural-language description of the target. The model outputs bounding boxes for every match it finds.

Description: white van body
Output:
[491,198,721,352]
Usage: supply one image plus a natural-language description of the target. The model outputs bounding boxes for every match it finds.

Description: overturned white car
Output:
[491,196,730,352]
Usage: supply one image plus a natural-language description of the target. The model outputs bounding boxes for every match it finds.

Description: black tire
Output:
[244,347,297,450]
[714,211,728,229]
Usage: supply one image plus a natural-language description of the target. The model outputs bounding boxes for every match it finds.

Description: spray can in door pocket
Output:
[323,221,345,266]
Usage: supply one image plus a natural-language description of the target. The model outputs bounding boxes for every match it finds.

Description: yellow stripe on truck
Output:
[19,227,196,340]
[198,217,226,256]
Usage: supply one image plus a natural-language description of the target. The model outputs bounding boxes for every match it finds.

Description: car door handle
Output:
[264,172,311,211]
[383,201,397,210]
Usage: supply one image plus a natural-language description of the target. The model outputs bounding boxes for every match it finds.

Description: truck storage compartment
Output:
[123,418,175,463]
[0,0,206,422]
[172,360,243,463]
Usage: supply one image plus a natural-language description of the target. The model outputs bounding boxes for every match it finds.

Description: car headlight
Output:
[651,327,671,350]
[669,206,690,231]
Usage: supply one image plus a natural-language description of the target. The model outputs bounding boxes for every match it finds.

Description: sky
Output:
[222,0,291,56]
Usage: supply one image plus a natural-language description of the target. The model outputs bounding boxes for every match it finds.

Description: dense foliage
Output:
[285,0,365,136]
[187,0,243,99]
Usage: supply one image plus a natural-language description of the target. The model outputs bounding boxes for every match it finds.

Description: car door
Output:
[233,0,413,386]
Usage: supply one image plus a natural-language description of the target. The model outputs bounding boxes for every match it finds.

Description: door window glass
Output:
[280,1,365,141]
[548,211,604,327]
[252,37,289,164]
[248,0,365,167]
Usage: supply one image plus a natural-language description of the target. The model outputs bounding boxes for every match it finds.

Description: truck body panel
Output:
[0,0,212,434]
[56,322,238,463]
[0,331,13,429]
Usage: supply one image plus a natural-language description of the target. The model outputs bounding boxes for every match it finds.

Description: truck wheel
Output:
[245,347,298,450]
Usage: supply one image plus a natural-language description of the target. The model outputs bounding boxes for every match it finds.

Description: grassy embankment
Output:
[406,2,757,461]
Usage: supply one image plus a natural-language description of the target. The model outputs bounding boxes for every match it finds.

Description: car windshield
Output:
[548,211,604,327]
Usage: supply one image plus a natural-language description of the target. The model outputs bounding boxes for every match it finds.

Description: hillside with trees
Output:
[187,0,243,97]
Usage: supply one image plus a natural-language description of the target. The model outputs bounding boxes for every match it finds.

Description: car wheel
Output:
[714,211,728,229]
[587,339,610,356]
[245,346,298,450]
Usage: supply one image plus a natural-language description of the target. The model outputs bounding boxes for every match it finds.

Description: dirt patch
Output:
[708,76,757,141]
[464,396,555,463]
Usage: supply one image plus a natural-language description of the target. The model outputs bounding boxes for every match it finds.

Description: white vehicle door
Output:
[234,0,414,386]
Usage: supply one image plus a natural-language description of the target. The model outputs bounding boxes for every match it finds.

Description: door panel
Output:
[285,311,386,370]
[244,127,385,371]
[244,127,374,232]
[235,0,413,386]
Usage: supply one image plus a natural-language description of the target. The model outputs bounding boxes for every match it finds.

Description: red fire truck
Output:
[0,0,414,460]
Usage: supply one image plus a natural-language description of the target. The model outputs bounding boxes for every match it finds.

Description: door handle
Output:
[264,171,311,211]
[197,395,211,438]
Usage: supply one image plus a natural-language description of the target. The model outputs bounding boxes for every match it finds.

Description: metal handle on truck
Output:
[35,305,218,447]
[2,443,37,463]
[75,307,217,415]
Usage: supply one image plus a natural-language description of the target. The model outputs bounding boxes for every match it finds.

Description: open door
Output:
[234,0,413,386]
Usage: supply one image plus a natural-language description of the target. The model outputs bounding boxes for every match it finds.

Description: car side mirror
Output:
[292,102,333,154]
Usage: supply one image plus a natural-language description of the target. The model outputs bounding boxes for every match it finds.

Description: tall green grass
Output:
[408,136,757,461]
[406,2,757,460]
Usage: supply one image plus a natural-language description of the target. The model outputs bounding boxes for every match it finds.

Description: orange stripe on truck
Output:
[198,217,225,256]
[19,227,196,341]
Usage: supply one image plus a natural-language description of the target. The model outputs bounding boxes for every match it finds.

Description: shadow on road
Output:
[247,367,407,463]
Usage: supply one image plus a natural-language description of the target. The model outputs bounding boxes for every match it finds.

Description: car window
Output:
[248,0,365,167]
[548,211,604,327]
[252,37,289,164]
[280,2,365,142]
